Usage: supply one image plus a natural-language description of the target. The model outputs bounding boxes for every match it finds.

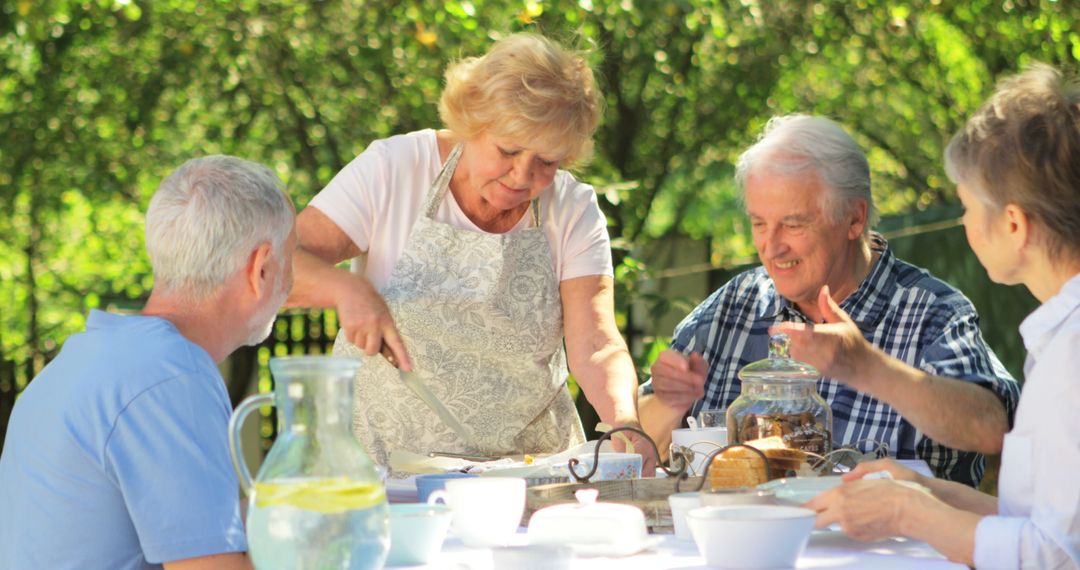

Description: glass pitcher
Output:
[727,333,833,455]
[228,356,389,570]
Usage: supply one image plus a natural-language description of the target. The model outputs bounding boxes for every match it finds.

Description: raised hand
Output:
[648,349,708,413]
[770,285,879,390]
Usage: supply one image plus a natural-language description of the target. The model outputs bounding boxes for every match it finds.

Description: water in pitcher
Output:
[246,477,388,570]
[228,357,390,570]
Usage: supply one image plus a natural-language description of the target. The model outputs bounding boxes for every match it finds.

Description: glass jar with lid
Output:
[726,333,833,455]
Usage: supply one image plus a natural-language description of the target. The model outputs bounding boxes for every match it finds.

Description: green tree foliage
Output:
[0,0,1076,388]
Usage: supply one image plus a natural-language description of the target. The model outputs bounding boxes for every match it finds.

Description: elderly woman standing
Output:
[288,33,648,469]
[788,64,1080,568]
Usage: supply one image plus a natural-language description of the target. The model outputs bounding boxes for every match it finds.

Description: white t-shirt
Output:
[309,129,614,290]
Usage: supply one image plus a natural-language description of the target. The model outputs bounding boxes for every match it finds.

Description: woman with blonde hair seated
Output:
[795,64,1080,568]
[288,33,651,469]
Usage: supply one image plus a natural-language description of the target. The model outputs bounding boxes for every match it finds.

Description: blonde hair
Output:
[438,33,603,167]
[945,63,1080,263]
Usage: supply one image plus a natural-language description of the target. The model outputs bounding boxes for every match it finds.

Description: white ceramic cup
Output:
[667,491,702,540]
[426,477,526,548]
[386,503,453,566]
[670,426,728,476]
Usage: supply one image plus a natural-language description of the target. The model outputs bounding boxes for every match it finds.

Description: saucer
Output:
[758,476,843,504]
[564,535,664,557]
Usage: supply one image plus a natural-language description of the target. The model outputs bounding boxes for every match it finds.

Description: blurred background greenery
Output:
[2,0,1074,451]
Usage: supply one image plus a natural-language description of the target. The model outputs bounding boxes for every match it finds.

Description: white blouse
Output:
[974,272,1080,569]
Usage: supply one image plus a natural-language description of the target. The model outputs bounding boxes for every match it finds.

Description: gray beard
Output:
[244,314,276,346]
[244,279,288,346]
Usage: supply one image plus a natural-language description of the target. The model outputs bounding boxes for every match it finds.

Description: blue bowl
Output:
[414,472,476,503]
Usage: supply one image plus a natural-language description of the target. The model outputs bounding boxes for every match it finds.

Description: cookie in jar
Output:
[726,334,833,456]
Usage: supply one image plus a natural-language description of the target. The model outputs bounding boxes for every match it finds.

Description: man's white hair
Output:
[736,114,878,233]
[145,155,293,300]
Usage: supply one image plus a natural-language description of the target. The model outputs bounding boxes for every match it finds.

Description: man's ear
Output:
[846,199,869,240]
[245,242,274,299]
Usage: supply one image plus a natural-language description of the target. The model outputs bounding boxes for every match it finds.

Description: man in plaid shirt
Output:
[639,115,1020,486]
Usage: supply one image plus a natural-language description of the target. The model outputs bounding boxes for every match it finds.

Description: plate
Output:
[562,535,664,557]
[758,476,843,505]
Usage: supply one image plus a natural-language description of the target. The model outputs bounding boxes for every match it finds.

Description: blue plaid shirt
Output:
[642,234,1020,486]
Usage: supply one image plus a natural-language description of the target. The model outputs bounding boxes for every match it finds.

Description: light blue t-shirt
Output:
[0,310,247,569]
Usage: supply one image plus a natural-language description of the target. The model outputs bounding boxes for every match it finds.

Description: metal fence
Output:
[0,307,605,456]
[249,309,341,450]
[248,309,602,448]
[0,309,342,455]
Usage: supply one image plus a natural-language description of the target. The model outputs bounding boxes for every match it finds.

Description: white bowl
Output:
[686,505,815,569]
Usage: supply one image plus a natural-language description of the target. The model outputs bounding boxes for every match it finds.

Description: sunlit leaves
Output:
[0,0,1077,369]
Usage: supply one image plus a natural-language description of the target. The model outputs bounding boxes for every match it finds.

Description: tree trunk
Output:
[0,359,15,455]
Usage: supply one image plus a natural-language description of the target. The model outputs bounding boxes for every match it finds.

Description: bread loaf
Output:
[707,455,768,489]
[707,436,810,489]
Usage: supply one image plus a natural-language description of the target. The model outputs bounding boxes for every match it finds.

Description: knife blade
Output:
[380,344,474,444]
[427,450,503,461]
[399,368,475,444]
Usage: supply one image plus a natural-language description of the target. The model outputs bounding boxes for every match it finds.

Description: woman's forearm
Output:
[560,275,640,426]
[288,206,366,309]
[900,499,982,567]
[571,341,639,425]
[285,248,355,309]
[921,476,999,515]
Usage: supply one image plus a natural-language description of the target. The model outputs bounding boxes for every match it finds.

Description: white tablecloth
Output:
[393,459,959,568]
[420,531,964,569]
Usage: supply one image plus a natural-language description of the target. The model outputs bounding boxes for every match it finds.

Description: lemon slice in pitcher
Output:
[254,477,386,513]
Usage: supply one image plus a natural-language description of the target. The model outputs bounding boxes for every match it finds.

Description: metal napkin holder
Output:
[566,426,771,493]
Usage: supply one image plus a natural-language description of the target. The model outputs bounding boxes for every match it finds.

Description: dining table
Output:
[387,459,959,569]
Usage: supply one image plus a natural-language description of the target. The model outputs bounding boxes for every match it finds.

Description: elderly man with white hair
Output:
[0,155,296,570]
[638,115,1020,487]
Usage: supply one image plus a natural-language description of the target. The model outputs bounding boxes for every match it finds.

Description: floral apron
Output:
[334,144,585,466]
